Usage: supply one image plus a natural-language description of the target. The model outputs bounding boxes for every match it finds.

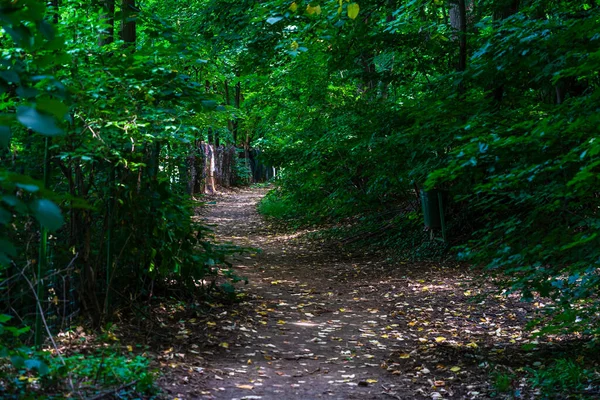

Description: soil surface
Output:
[158,187,549,400]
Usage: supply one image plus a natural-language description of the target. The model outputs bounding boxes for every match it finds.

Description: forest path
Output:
[176,187,529,400]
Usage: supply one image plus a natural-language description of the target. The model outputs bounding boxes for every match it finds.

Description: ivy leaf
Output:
[16,106,63,136]
[30,199,64,231]
[348,3,360,20]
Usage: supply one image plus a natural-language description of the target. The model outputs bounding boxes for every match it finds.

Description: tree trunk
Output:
[233,81,241,144]
[449,0,468,96]
[457,0,467,74]
[225,80,234,143]
[50,0,60,24]
[120,0,136,46]
[98,0,115,46]
[491,0,519,104]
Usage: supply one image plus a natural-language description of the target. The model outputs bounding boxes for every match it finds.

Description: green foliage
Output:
[1,316,156,398]
[0,0,247,332]
[54,351,155,394]
[0,4,247,397]
[259,189,297,221]
[246,0,600,336]
[527,358,599,398]
[491,371,514,394]
[233,153,253,186]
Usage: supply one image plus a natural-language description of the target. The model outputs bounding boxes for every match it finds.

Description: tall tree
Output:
[121,0,136,45]
[98,0,115,46]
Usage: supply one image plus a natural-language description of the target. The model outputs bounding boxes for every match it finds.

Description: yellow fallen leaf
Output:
[339,308,346,312]
[466,342,478,348]
[450,366,461,372]
[127,345,133,352]
[435,336,447,343]
[206,321,216,327]
[219,342,229,348]
[277,320,286,325]
[366,379,378,383]
[399,353,411,359]
[235,384,254,390]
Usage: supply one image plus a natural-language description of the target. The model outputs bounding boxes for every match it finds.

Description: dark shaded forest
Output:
[1,0,599,398]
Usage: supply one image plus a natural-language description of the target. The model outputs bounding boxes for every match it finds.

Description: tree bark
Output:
[120,0,136,46]
[98,0,115,46]
[449,0,468,96]
[491,0,519,104]
[457,0,467,74]
[233,81,241,144]
[50,0,60,24]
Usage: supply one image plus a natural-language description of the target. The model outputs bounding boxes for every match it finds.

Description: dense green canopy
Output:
[0,0,599,397]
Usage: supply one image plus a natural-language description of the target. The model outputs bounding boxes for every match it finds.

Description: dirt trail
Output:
[181,187,532,400]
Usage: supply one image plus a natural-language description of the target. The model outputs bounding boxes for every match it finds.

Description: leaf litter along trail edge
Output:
[159,187,565,400]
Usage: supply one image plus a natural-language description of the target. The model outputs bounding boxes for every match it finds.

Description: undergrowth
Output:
[491,357,600,399]
[259,188,451,261]
[0,317,157,399]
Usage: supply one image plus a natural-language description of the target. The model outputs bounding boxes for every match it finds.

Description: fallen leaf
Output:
[236,384,254,390]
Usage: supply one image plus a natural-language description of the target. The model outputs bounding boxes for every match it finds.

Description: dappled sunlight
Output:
[291,321,319,328]
[144,187,600,400]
